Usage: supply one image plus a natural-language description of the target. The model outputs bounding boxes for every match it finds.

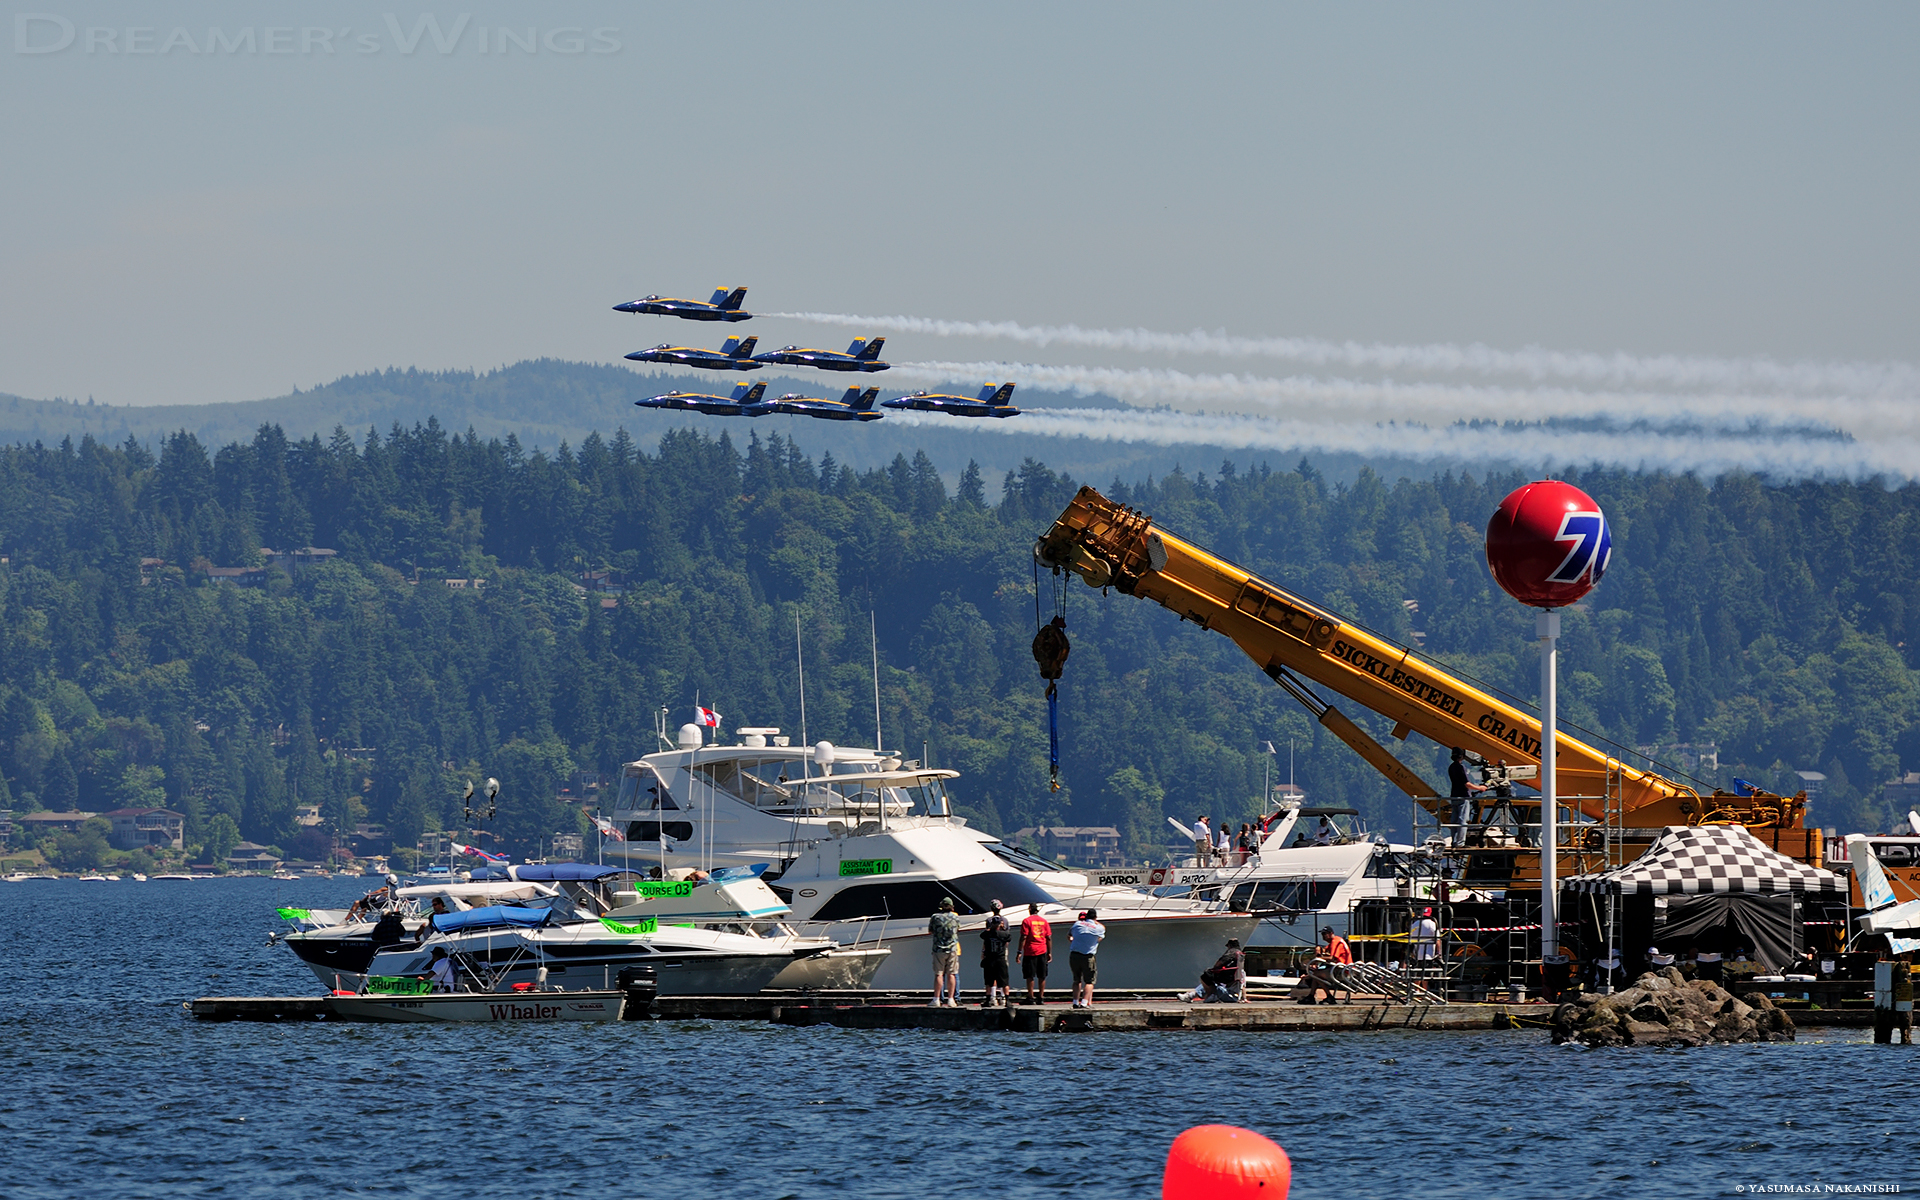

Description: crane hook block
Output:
[1032,616,1071,681]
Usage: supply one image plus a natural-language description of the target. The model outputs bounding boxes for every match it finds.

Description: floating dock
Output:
[190,989,1871,1029]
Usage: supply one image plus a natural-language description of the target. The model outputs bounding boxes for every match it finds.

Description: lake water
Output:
[0,876,1910,1199]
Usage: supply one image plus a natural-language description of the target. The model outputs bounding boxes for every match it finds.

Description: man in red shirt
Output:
[1307,925,1353,1005]
[1018,902,1053,1004]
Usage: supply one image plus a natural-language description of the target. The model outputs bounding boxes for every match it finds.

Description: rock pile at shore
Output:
[1549,968,1796,1046]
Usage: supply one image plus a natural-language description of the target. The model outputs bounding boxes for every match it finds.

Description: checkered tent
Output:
[1565,824,1844,895]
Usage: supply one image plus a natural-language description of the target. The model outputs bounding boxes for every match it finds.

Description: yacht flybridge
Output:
[605,724,1259,989]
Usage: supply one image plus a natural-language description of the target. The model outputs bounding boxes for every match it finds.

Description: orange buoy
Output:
[1162,1124,1291,1199]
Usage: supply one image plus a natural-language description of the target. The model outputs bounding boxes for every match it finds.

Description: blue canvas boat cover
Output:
[431,905,554,933]
[469,863,630,883]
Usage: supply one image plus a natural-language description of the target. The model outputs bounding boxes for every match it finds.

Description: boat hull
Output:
[841,912,1262,991]
[326,991,625,1023]
[764,946,891,990]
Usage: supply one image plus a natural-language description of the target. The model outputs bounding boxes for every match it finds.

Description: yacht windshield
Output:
[810,871,1054,921]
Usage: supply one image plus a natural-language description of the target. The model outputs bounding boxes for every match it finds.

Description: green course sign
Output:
[629,880,696,899]
[276,907,312,921]
[838,858,893,877]
[600,916,659,936]
[366,976,431,995]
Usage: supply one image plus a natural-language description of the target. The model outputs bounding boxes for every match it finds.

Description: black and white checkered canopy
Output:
[1565,824,1844,895]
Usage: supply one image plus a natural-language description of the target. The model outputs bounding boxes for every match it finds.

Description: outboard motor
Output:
[617,965,659,1019]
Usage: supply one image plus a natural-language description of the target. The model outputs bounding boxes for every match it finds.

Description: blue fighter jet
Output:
[625,335,761,371]
[633,381,769,417]
[613,286,752,322]
[751,336,889,373]
[755,386,884,423]
[880,382,1020,418]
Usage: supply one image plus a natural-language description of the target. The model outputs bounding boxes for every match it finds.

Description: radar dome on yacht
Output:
[813,741,836,773]
[677,723,703,749]
[737,727,780,748]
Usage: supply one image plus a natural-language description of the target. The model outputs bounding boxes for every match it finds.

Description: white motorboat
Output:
[284,863,879,994]
[602,725,1259,989]
[1166,799,1455,950]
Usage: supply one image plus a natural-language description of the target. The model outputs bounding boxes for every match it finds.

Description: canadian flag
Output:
[592,815,625,842]
[695,706,721,728]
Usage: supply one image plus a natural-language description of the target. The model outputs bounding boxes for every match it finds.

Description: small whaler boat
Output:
[325,984,628,1024]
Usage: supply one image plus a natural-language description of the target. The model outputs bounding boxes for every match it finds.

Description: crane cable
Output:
[1031,556,1071,792]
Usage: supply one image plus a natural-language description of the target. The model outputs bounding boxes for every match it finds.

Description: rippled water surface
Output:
[0,878,1911,1198]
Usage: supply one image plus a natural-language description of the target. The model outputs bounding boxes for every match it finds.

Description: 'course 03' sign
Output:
[838,858,893,877]
[629,880,695,899]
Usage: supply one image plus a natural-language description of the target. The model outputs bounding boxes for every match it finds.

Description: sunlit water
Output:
[0,878,1909,1198]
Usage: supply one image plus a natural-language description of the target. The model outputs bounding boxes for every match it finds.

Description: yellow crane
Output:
[1034,485,1818,866]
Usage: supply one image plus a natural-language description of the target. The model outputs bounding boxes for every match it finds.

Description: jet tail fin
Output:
[723,335,758,357]
[719,286,747,310]
[732,382,767,403]
[979,382,1016,405]
[851,336,885,360]
[843,387,879,411]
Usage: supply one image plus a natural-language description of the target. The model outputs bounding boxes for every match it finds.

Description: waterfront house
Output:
[101,807,186,850]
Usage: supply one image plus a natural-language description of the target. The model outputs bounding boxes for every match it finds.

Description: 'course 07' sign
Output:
[838,858,893,877]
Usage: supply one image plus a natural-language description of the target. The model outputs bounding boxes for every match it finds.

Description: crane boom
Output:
[1035,485,1807,835]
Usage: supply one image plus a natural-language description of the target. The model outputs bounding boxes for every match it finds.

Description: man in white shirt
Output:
[1411,908,1439,962]
[428,946,459,992]
[1068,910,1107,1008]
[1191,816,1212,867]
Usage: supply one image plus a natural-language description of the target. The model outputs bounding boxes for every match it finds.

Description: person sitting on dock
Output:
[980,899,1012,1009]
[929,896,962,1008]
[428,947,459,993]
[1586,951,1625,994]
[1188,937,1247,1003]
[1019,902,1052,1005]
[1694,944,1724,984]
[1303,926,1353,1005]
[1069,909,1106,1009]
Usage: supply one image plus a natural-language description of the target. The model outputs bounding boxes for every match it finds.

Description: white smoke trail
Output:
[881,407,1910,482]
[885,360,1913,441]
[767,311,1920,398]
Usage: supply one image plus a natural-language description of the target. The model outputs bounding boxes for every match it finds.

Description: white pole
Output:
[871,611,884,754]
[1538,609,1560,959]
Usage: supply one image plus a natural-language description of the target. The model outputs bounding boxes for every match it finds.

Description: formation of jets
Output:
[614,286,1020,422]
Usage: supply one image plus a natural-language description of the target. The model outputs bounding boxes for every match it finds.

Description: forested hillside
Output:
[1,419,1916,865]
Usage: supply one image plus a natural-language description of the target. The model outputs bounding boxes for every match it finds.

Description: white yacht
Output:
[1166,799,1454,950]
[603,725,1259,990]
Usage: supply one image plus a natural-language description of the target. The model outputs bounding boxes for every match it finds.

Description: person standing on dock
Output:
[1411,908,1439,964]
[1069,909,1106,1008]
[929,896,962,1007]
[1019,902,1053,1004]
[1192,815,1213,866]
[980,899,1012,1008]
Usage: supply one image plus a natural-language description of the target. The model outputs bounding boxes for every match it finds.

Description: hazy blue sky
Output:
[3,1,1916,411]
